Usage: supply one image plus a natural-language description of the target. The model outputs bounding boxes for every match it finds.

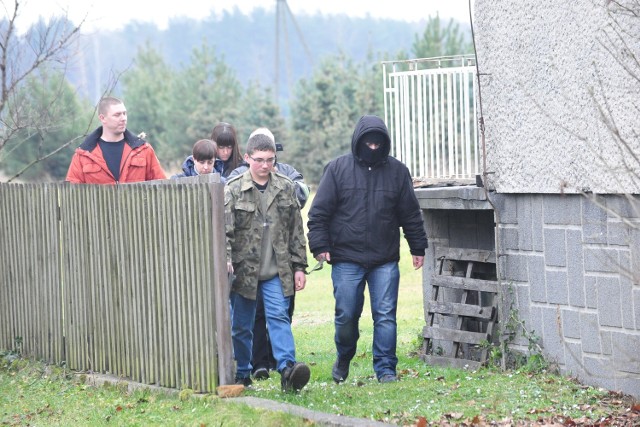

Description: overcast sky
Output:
[13,0,473,33]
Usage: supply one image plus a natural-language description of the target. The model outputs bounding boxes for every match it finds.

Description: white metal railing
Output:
[383,55,479,180]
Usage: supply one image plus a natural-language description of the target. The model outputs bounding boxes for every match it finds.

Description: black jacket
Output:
[307,115,428,268]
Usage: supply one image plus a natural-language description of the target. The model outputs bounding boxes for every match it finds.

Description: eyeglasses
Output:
[249,155,276,165]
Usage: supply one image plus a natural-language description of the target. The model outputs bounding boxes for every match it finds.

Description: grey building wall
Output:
[419,188,640,398]
[496,192,640,397]
[464,0,640,398]
[474,0,640,194]
[413,0,640,398]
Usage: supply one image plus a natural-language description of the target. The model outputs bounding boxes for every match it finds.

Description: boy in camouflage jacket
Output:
[224,132,310,392]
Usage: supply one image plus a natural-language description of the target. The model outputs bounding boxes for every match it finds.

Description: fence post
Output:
[205,175,234,385]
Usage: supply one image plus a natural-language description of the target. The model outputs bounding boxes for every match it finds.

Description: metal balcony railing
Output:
[382,55,479,181]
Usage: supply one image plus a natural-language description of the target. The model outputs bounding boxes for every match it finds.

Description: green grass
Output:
[2,244,630,426]
[0,359,304,426]
[1,196,636,426]
[241,240,625,425]
[238,198,634,425]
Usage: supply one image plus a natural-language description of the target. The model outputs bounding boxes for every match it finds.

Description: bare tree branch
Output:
[7,134,81,182]
[4,69,123,182]
[0,0,85,154]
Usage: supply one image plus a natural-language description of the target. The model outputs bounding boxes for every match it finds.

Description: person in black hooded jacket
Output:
[307,114,428,384]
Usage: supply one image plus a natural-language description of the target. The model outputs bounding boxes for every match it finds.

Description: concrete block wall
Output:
[494,192,640,397]
[418,187,639,397]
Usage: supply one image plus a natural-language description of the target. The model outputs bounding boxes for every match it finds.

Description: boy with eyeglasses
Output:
[224,132,310,392]
[228,127,310,381]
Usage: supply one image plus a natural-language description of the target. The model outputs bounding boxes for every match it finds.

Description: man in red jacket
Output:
[65,96,166,184]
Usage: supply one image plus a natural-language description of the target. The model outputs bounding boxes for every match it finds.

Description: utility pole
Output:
[274,0,313,104]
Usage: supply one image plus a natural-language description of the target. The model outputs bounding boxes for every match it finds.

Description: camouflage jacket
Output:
[224,170,308,300]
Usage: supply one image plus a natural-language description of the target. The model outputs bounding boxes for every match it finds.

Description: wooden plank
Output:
[211,183,233,386]
[435,247,496,263]
[183,187,196,389]
[165,186,178,388]
[79,187,93,371]
[117,186,132,379]
[420,354,482,370]
[0,185,13,352]
[128,185,142,383]
[173,186,188,389]
[189,186,206,391]
[108,187,120,375]
[423,253,445,358]
[146,187,160,385]
[480,300,497,363]
[423,326,488,345]
[427,301,494,319]
[183,187,197,390]
[431,275,498,293]
[451,262,473,358]
[47,185,64,362]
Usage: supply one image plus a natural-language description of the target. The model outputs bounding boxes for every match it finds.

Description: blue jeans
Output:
[230,275,296,378]
[331,261,400,379]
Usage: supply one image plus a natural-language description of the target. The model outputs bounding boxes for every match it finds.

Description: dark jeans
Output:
[331,261,400,379]
[231,276,295,378]
[251,290,295,372]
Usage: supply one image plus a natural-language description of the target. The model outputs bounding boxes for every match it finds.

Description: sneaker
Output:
[332,358,350,383]
[253,367,270,381]
[378,374,398,383]
[280,361,310,392]
[235,376,253,387]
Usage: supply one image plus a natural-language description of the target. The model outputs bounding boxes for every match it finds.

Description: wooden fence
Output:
[0,175,232,392]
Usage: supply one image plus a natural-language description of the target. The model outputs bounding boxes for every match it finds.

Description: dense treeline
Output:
[0,9,471,185]
[72,8,428,103]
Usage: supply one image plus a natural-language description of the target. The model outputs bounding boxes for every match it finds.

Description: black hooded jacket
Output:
[307,115,428,268]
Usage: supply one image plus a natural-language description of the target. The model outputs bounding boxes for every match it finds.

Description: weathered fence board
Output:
[1,180,230,392]
[0,184,64,362]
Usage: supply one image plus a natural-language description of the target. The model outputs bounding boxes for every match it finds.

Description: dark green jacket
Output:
[224,170,308,300]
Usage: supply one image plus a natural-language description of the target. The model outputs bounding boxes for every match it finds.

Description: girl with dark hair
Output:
[211,122,242,177]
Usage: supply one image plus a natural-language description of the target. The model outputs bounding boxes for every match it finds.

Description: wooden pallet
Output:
[421,247,498,370]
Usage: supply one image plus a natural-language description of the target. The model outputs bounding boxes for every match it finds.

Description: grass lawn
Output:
[235,196,637,425]
[1,195,637,426]
[240,240,635,425]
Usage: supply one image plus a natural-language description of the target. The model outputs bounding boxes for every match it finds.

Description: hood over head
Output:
[181,155,198,175]
[351,115,391,166]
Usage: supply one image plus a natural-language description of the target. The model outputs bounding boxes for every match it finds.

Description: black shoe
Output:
[280,361,310,392]
[253,367,270,380]
[332,358,350,383]
[378,374,398,383]
[235,376,253,387]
